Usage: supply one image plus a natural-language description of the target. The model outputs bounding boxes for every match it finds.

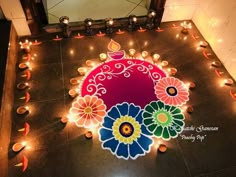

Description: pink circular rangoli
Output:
[80,59,166,109]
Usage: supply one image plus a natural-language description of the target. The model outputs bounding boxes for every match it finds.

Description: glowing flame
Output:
[107,39,121,52]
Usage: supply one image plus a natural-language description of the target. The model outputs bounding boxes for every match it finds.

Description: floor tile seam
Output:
[193,165,236,177]
[60,41,66,106]
[176,139,193,177]
[24,61,62,67]
[14,97,65,104]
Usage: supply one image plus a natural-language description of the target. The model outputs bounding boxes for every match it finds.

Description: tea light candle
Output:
[85,131,93,139]
[16,106,29,114]
[158,144,167,153]
[185,82,196,89]
[161,60,168,67]
[211,61,221,67]
[77,67,86,75]
[60,117,69,124]
[19,63,29,70]
[99,53,107,62]
[187,106,194,113]
[199,41,208,48]
[17,82,29,90]
[86,60,94,67]
[12,142,26,152]
[116,29,125,34]
[129,49,136,56]
[68,89,78,98]
[168,68,177,75]
[224,79,233,85]
[141,51,148,58]
[70,78,80,85]
[152,54,160,62]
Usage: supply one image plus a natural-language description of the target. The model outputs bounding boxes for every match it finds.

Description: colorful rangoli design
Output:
[69,95,106,128]
[99,103,153,160]
[143,100,185,140]
[69,39,190,160]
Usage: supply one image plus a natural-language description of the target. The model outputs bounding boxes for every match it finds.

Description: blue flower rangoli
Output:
[99,102,153,160]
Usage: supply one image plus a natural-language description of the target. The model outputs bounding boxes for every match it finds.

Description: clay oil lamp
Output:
[15,156,28,172]
[17,82,29,90]
[85,131,93,139]
[68,89,78,98]
[158,144,167,153]
[16,106,29,115]
[99,53,107,62]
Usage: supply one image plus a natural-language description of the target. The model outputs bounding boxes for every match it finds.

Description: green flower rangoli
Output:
[143,100,185,140]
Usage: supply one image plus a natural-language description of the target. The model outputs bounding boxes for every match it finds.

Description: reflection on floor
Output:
[47,0,148,24]
[10,21,236,177]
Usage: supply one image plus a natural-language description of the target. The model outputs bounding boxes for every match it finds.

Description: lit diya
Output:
[32,39,42,45]
[230,90,236,100]
[107,39,125,60]
[19,92,31,103]
[18,63,29,70]
[129,49,136,57]
[60,117,69,124]
[68,89,78,98]
[116,29,125,35]
[168,68,177,75]
[186,82,196,89]
[22,54,31,61]
[85,131,93,139]
[70,78,80,85]
[99,53,107,62]
[86,60,95,67]
[138,27,146,32]
[224,79,234,85]
[77,67,86,75]
[53,35,62,41]
[158,144,167,153]
[152,54,160,62]
[203,50,212,59]
[187,106,194,113]
[141,51,148,58]
[17,82,29,90]
[155,27,164,32]
[199,41,208,48]
[96,31,106,37]
[161,60,168,67]
[21,70,31,80]
[16,106,29,115]
[74,33,84,39]
[15,156,28,172]
[211,61,221,67]
[12,142,26,152]
[17,123,30,136]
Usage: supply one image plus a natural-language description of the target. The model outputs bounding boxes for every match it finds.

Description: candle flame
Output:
[107,39,121,52]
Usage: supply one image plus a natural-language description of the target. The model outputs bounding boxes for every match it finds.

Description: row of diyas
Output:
[12,39,41,172]
[175,21,235,96]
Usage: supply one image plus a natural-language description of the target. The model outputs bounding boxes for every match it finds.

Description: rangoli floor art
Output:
[69,40,189,160]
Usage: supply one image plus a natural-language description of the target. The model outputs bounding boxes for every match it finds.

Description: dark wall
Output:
[20,0,48,35]
[0,20,11,109]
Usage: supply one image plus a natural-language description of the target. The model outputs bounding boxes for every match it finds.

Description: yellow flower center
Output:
[157,113,168,123]
[112,115,141,144]
[84,106,92,114]
[168,88,176,94]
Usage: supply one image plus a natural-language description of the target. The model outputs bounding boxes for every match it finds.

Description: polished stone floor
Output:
[9,21,236,177]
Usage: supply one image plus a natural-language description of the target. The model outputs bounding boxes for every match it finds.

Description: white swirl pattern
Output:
[86,60,163,96]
